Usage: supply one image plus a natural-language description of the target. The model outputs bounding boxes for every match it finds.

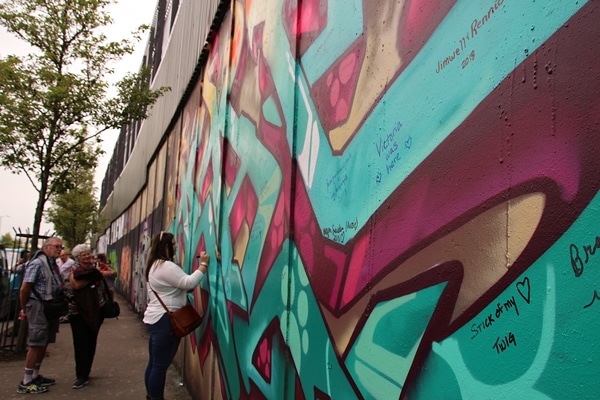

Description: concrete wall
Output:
[103,0,600,398]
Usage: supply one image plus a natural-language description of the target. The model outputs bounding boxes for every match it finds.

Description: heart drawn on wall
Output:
[516,277,531,304]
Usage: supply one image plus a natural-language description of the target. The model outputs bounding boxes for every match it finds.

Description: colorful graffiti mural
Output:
[105,0,600,398]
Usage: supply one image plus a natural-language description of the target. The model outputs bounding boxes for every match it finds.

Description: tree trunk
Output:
[31,166,51,250]
[31,192,46,250]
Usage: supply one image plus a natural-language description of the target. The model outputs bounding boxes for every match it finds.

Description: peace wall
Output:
[100,0,600,398]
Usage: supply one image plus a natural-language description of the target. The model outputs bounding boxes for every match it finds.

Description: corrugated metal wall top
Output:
[101,0,221,223]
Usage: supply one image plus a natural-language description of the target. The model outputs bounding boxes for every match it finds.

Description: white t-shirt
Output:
[143,259,205,325]
[58,258,76,282]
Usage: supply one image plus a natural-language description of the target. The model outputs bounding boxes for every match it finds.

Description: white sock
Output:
[23,368,34,384]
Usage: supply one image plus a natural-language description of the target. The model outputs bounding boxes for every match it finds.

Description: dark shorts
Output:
[25,299,59,346]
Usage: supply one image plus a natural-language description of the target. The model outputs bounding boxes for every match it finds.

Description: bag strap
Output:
[149,284,171,314]
[101,279,113,301]
[29,252,61,301]
[147,260,174,314]
[148,261,191,314]
[38,254,53,297]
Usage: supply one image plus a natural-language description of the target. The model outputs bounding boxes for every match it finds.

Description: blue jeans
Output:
[145,313,180,399]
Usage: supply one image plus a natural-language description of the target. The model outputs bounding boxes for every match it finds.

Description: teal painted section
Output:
[425,191,600,398]
[347,284,446,398]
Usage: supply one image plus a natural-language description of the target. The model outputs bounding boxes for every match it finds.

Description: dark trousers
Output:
[69,313,102,380]
[145,313,180,399]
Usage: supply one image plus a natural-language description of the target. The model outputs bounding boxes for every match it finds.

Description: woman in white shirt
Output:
[143,231,209,400]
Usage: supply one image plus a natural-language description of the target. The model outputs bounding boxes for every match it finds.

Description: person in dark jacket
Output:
[67,244,108,389]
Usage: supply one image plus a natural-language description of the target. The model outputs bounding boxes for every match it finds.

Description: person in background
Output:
[56,249,77,323]
[10,249,29,296]
[95,253,116,296]
[143,231,209,400]
[17,237,64,394]
[13,249,29,273]
[7,249,29,323]
[57,249,75,283]
[67,244,108,390]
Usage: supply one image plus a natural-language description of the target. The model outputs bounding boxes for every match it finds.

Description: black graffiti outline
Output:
[516,277,531,304]
[583,290,600,309]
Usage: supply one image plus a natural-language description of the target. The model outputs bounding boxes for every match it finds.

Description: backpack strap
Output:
[28,251,61,300]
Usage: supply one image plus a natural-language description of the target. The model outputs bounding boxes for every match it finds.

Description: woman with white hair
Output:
[67,244,108,390]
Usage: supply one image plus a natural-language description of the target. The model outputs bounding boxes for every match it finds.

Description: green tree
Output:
[0,0,169,249]
[0,232,14,247]
[46,167,100,248]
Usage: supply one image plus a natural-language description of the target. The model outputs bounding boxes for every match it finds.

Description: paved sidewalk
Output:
[0,294,191,399]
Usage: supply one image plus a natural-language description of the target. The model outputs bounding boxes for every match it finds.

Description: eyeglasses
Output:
[50,244,64,249]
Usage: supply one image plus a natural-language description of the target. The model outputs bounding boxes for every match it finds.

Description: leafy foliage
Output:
[46,166,102,248]
[0,0,169,248]
[0,232,14,247]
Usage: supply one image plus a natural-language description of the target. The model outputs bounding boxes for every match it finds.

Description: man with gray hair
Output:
[57,248,75,283]
[17,237,64,394]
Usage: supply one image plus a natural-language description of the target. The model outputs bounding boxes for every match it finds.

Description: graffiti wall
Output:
[105,0,600,398]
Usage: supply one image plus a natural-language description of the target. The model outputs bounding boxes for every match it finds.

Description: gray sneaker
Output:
[72,378,89,389]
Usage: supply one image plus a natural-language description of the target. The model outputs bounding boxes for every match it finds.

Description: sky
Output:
[0,0,157,239]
